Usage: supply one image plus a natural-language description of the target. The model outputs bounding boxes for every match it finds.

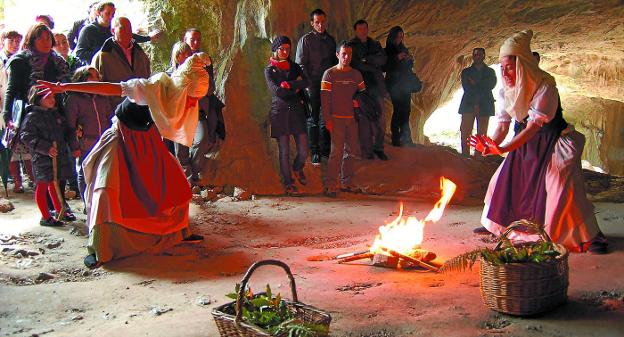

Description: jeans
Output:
[460,113,490,156]
[277,133,308,186]
[174,119,219,184]
[390,91,412,145]
[306,85,331,156]
[372,96,386,152]
[326,118,359,191]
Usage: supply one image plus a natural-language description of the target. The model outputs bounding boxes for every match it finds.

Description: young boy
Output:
[321,41,365,197]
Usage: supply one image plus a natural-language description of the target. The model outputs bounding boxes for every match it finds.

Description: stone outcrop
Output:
[142,0,624,195]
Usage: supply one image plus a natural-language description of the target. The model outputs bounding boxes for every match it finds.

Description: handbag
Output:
[407,71,423,93]
[1,99,26,150]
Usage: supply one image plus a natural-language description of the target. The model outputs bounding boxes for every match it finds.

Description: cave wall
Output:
[142,0,624,193]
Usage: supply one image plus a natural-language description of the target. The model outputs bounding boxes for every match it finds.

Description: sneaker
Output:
[285,184,301,197]
[83,254,100,269]
[293,170,307,185]
[40,217,64,227]
[340,185,358,193]
[587,232,608,254]
[63,211,77,222]
[374,150,388,161]
[472,226,491,235]
[324,189,338,198]
[191,185,202,195]
[182,233,204,243]
[311,153,321,166]
[12,184,24,193]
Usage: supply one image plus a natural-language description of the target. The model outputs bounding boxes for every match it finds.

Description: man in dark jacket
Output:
[67,1,99,50]
[73,2,157,65]
[179,28,224,192]
[458,47,496,156]
[295,8,337,165]
[349,19,388,161]
[74,2,117,65]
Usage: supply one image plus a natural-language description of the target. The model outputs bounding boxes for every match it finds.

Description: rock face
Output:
[143,0,624,195]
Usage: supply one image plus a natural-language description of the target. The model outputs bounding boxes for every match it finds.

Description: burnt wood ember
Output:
[335,248,438,272]
[372,253,399,268]
[382,247,440,272]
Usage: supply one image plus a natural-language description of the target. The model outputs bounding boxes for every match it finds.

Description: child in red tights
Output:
[19,87,80,226]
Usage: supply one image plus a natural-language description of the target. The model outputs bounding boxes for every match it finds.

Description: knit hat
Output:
[171,52,210,97]
[271,35,291,52]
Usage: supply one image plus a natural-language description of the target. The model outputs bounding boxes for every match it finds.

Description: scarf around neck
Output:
[17,49,70,87]
[269,57,290,71]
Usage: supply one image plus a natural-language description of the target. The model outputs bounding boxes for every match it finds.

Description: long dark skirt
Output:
[487,125,560,226]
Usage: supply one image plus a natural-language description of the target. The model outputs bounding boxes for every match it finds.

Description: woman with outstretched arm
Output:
[36,53,212,267]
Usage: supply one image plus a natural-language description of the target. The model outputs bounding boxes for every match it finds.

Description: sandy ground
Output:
[0,191,623,337]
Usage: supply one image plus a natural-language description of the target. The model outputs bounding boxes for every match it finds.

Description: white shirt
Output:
[496,84,559,127]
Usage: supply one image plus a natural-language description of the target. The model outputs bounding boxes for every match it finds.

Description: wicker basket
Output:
[479,221,569,316]
[212,259,332,337]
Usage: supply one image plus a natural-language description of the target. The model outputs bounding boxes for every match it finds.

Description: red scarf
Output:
[269,57,290,71]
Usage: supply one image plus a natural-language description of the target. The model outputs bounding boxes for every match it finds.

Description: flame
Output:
[424,177,457,222]
[369,177,457,256]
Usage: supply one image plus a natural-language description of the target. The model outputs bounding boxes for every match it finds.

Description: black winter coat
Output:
[264,61,309,138]
[384,43,414,96]
[349,37,388,98]
[2,51,69,124]
[65,92,114,154]
[458,65,497,116]
[20,106,78,182]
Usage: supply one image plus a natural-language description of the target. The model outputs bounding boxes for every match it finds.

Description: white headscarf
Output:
[131,53,210,146]
[499,30,556,122]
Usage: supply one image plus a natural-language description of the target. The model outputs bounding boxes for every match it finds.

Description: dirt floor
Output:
[0,190,623,337]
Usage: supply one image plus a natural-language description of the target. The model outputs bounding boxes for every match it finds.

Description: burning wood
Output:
[335,250,369,260]
[337,252,374,264]
[369,177,456,257]
[336,177,456,273]
[381,247,440,273]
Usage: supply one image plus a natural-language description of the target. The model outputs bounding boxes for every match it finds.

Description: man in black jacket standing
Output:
[458,47,496,156]
[74,2,117,65]
[349,19,388,161]
[295,8,337,165]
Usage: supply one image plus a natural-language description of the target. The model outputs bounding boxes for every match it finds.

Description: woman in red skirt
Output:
[37,53,212,267]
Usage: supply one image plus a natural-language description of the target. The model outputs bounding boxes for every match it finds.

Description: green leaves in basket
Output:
[269,319,329,337]
[226,284,325,336]
[440,242,561,273]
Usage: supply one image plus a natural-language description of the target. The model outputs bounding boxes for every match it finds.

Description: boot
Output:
[23,160,35,184]
[9,161,23,193]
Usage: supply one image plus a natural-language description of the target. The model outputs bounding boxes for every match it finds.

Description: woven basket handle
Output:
[495,219,553,250]
[235,259,298,324]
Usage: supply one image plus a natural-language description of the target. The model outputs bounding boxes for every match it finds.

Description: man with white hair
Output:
[92,16,151,107]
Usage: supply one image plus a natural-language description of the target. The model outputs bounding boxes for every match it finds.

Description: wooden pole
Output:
[381,247,439,272]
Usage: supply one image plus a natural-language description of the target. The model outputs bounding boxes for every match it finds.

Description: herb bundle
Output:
[225,284,328,337]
